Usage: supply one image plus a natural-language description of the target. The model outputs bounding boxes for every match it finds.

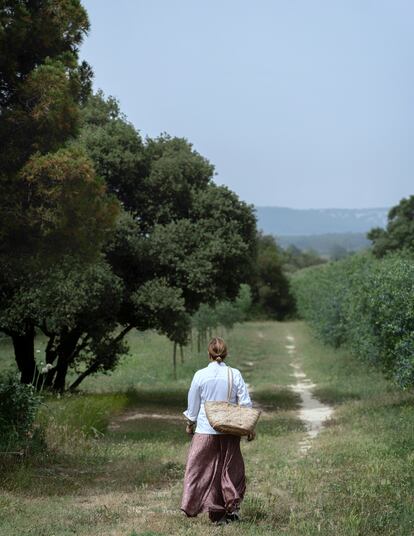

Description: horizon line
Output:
[255,205,390,211]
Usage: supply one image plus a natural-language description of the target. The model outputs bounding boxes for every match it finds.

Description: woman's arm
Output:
[235,371,253,407]
[183,373,201,424]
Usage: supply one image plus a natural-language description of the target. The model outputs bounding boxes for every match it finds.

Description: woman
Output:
[180,337,254,525]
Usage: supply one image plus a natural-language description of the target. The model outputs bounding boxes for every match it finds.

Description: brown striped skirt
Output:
[180,433,246,521]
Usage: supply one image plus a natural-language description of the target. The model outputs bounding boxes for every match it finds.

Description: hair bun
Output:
[208,337,228,362]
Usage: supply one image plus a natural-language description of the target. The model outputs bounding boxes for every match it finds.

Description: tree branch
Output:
[114,324,134,342]
[68,362,99,392]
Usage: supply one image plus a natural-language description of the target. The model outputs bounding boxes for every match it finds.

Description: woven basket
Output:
[205,400,261,436]
[204,366,261,437]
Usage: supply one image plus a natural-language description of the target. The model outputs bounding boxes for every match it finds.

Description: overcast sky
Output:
[80,0,414,209]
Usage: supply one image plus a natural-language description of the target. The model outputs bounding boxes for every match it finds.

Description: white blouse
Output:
[183,360,253,434]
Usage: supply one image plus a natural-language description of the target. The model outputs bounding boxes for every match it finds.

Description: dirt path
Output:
[285,333,334,455]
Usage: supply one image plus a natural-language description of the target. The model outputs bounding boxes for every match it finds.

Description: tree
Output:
[192,284,253,350]
[80,94,257,311]
[281,244,326,272]
[75,96,257,385]
[329,244,349,261]
[0,149,119,386]
[8,91,258,390]
[367,195,414,258]
[0,2,121,386]
[0,0,91,174]
[252,233,295,319]
[0,1,94,255]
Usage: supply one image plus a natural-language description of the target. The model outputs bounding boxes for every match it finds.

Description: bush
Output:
[0,371,42,453]
[291,251,414,389]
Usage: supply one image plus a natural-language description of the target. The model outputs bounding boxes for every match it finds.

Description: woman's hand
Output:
[247,430,256,442]
[186,421,195,435]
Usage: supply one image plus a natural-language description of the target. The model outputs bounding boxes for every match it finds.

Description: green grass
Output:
[0,321,413,535]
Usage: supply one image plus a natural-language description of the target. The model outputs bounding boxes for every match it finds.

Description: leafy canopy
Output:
[367,195,414,258]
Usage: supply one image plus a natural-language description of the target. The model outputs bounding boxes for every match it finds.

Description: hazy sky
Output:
[80,0,414,209]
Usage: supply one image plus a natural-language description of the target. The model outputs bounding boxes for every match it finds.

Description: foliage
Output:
[0,147,120,388]
[0,1,99,266]
[291,250,414,388]
[0,3,257,391]
[0,0,90,174]
[0,371,42,452]
[216,284,253,330]
[54,92,257,388]
[0,256,126,390]
[78,93,214,232]
[368,195,414,258]
[80,92,257,310]
[280,244,327,273]
[0,1,124,389]
[1,88,257,390]
[251,233,295,319]
[2,147,119,269]
[192,284,253,346]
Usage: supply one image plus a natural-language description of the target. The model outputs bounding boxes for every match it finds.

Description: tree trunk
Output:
[52,355,69,392]
[180,344,184,364]
[12,324,38,385]
[173,341,177,380]
[52,328,82,392]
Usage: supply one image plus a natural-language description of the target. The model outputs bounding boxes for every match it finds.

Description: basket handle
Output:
[226,365,233,403]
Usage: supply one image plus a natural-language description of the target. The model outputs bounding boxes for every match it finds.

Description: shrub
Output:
[291,251,414,388]
[0,371,42,453]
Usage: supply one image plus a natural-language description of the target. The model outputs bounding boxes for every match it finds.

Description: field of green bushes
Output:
[291,250,414,389]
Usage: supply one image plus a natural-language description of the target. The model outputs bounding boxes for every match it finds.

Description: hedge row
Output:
[290,251,414,389]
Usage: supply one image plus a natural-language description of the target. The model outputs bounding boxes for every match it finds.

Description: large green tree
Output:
[367,195,414,258]
[252,233,295,319]
[0,0,91,174]
[38,92,257,390]
[0,3,257,390]
[0,1,120,385]
[0,145,120,386]
[78,93,256,314]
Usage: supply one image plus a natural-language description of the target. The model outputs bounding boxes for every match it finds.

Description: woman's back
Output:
[183,360,252,434]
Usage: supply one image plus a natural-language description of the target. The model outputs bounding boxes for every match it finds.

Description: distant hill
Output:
[255,206,390,257]
[276,232,371,257]
[255,206,389,236]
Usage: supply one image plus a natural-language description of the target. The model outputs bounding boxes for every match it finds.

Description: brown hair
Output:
[208,337,228,363]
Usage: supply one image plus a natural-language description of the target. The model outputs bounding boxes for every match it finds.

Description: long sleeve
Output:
[183,373,201,423]
[236,372,253,407]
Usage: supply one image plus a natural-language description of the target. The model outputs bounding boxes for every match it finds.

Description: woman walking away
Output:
[181,337,254,525]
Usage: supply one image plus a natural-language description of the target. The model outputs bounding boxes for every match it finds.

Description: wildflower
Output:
[41,363,55,373]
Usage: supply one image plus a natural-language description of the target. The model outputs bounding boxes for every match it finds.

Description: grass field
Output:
[1,321,413,535]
